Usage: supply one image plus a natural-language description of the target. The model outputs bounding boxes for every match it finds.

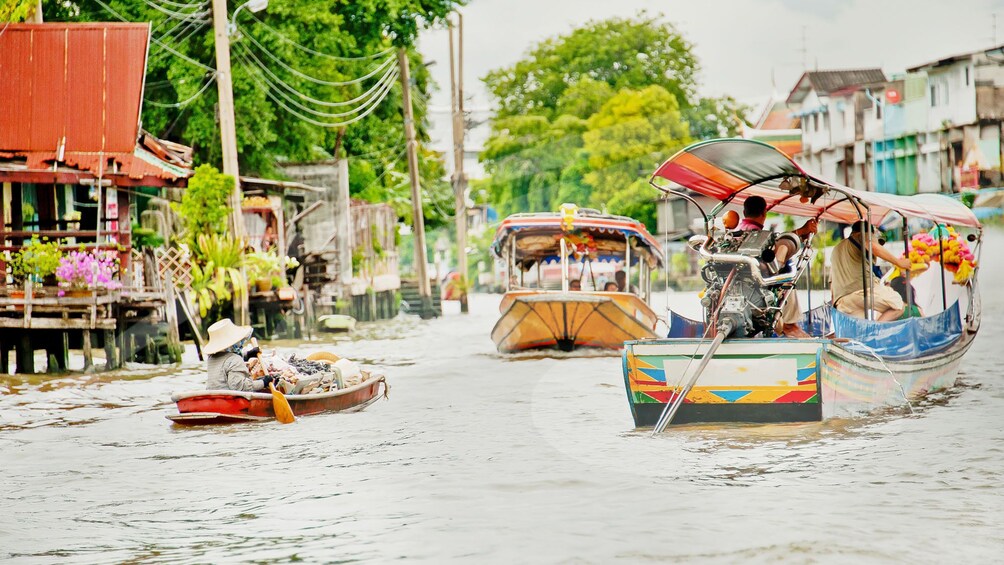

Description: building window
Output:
[930,84,937,107]
[814,113,819,131]
[876,103,882,119]
[965,66,970,86]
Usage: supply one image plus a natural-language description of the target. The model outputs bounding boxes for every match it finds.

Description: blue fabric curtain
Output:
[667,309,706,338]
[831,301,962,359]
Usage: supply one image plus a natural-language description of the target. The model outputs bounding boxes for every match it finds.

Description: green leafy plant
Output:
[351,247,365,275]
[189,260,247,318]
[21,202,35,224]
[195,233,243,268]
[186,233,246,316]
[244,251,284,286]
[10,236,63,284]
[132,224,165,249]
[175,165,234,248]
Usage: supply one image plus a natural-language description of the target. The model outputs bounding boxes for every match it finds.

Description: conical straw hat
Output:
[204,319,253,355]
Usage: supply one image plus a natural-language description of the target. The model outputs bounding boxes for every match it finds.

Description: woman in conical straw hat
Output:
[204,318,276,392]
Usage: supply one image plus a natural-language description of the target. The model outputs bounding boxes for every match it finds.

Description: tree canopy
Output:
[480,13,748,229]
[36,0,461,227]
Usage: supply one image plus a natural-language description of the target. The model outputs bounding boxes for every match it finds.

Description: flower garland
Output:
[555,231,597,259]
[905,226,977,284]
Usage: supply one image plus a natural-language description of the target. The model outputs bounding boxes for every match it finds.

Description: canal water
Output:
[2,230,1003,563]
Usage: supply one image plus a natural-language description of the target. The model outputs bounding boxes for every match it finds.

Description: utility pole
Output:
[210,0,245,239]
[448,14,469,313]
[398,48,434,318]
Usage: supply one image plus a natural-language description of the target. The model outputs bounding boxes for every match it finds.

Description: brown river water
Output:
[2,229,1003,563]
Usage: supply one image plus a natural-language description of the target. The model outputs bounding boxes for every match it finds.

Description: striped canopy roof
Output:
[652,139,981,228]
[491,211,664,265]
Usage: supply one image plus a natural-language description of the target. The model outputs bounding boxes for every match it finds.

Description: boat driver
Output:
[738,196,817,338]
[204,319,277,392]
[831,221,912,321]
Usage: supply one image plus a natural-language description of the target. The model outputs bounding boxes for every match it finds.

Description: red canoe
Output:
[166,374,388,425]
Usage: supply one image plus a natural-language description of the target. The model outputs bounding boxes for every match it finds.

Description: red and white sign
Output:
[885,89,901,104]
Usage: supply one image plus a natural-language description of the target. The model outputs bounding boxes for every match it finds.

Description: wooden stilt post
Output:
[16,333,33,374]
[162,275,181,364]
[82,329,93,372]
[104,329,118,370]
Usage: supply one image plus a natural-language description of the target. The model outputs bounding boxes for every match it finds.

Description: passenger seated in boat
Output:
[204,319,277,392]
[738,196,817,338]
[615,271,639,294]
[831,221,912,321]
[890,276,924,319]
[569,279,582,291]
[604,281,618,292]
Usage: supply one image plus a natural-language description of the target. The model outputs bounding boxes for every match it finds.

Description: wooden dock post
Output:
[82,329,93,372]
[16,333,33,374]
[0,340,9,374]
[103,329,118,370]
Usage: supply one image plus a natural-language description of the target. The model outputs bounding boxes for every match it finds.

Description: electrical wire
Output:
[144,72,217,108]
[138,0,208,22]
[147,0,207,9]
[234,41,398,108]
[95,0,216,73]
[241,28,395,86]
[246,10,395,62]
[238,54,398,128]
[234,49,398,120]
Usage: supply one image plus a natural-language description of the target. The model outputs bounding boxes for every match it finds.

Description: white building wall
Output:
[927,62,977,129]
[917,131,942,193]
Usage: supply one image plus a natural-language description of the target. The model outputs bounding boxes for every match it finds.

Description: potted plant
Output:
[55,249,123,297]
[10,236,63,290]
[245,251,283,292]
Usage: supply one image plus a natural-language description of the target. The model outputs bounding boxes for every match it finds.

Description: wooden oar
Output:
[269,382,295,424]
[258,350,295,424]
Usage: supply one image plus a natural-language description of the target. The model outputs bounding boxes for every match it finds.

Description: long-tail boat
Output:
[491,205,664,353]
[623,139,982,429]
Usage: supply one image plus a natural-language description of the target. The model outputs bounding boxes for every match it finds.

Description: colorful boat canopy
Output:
[491,210,664,266]
[653,139,981,228]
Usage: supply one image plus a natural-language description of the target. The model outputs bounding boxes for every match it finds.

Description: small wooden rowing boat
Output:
[167,373,387,425]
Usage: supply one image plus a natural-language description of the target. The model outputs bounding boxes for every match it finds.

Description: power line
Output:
[246,10,394,62]
[234,47,398,118]
[238,54,399,128]
[241,28,396,87]
[144,72,217,108]
[235,49,399,124]
[234,41,398,108]
[94,0,215,73]
[138,0,209,22]
[147,0,207,10]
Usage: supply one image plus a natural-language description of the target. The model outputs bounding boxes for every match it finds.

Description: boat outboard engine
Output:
[690,229,798,338]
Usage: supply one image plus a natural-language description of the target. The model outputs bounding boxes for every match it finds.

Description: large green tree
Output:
[582,85,692,227]
[483,13,697,121]
[37,0,459,226]
[480,13,747,228]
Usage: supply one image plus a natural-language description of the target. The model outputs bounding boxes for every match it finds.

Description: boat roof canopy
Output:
[652,138,981,228]
[491,210,664,267]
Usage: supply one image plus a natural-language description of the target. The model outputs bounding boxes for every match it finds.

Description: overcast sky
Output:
[417,0,1004,174]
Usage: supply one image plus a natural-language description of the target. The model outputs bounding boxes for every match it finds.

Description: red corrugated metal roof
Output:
[0,23,191,185]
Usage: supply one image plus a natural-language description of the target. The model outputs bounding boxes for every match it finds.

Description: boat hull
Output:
[167,374,387,425]
[624,333,975,427]
[492,291,658,353]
